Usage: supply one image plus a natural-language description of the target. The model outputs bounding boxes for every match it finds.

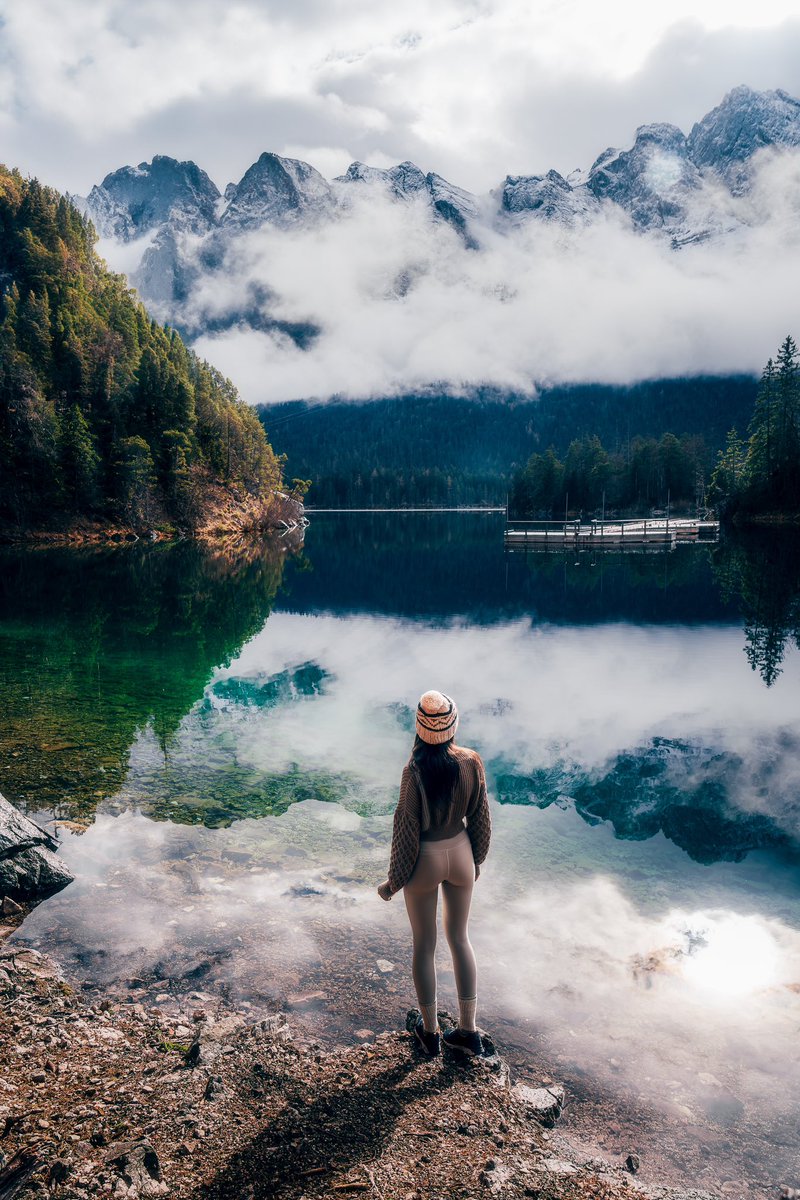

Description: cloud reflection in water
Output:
[17,605,800,1188]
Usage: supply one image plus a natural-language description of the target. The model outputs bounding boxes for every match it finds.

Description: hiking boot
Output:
[442,1026,483,1057]
[414,1016,441,1057]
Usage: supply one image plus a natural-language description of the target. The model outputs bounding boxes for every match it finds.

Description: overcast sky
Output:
[2,0,800,195]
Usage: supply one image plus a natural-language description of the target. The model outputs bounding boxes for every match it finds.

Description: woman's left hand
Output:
[377,881,393,901]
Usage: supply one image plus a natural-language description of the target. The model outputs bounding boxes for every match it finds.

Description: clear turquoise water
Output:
[3,516,799,1194]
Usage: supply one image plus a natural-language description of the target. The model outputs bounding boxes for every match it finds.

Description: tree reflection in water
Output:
[712,531,800,686]
[0,539,294,816]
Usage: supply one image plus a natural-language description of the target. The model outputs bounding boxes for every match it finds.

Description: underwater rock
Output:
[0,790,73,904]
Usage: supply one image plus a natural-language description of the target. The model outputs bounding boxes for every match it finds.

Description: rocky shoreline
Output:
[0,489,307,547]
[0,936,718,1200]
[1,791,794,1199]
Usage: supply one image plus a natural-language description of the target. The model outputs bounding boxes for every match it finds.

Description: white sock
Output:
[420,1000,439,1033]
[458,995,477,1032]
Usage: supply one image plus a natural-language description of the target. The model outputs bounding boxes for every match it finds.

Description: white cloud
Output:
[183,149,800,403]
[205,609,800,805]
[2,0,800,193]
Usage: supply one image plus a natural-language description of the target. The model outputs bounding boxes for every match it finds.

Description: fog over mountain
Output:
[77,86,800,404]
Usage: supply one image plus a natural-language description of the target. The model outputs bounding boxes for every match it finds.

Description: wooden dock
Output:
[504,517,719,551]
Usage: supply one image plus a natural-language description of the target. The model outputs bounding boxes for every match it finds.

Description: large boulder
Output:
[0,790,73,904]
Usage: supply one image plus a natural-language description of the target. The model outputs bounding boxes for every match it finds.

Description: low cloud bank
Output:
[182,149,800,404]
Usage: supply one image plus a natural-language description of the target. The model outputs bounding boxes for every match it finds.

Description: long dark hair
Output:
[412,734,459,820]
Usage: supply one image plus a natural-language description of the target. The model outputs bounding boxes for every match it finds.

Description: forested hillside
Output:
[259,377,757,508]
[709,335,800,521]
[0,165,283,534]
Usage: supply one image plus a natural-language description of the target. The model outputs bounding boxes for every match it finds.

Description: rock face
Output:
[336,159,479,239]
[78,86,800,331]
[501,169,599,224]
[0,790,73,903]
[687,85,800,191]
[221,152,335,230]
[81,155,220,241]
[586,123,708,240]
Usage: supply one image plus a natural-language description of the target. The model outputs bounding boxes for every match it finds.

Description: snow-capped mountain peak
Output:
[687,85,800,192]
[78,86,800,334]
[78,155,220,241]
[220,152,335,229]
[336,159,478,237]
[500,169,599,224]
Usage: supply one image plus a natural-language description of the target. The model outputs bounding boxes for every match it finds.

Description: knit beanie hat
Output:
[416,690,459,745]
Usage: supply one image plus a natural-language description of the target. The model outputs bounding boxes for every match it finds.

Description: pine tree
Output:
[708,428,745,506]
[60,404,99,508]
[17,289,52,376]
[741,339,800,512]
[115,436,156,525]
[774,335,800,506]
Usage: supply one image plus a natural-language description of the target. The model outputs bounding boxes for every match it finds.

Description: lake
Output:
[2,514,799,1197]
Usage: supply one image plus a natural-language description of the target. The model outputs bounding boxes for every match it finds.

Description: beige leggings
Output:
[403,829,477,1008]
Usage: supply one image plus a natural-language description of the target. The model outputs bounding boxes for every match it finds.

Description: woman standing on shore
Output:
[377,691,492,1057]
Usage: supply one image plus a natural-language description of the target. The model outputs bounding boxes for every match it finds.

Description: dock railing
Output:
[504,516,719,550]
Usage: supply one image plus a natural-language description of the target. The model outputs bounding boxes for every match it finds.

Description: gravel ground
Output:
[0,936,718,1200]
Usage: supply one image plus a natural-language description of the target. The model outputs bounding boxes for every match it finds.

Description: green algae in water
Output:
[0,541,290,818]
[128,761,357,829]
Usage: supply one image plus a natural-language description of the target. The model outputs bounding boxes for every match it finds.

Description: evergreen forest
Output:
[0,165,282,533]
[260,377,757,510]
[509,431,707,518]
[708,335,800,520]
[510,337,800,521]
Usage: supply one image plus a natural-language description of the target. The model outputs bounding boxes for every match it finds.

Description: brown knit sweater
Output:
[386,745,491,896]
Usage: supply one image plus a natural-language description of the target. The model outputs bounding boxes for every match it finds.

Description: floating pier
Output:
[504,517,719,551]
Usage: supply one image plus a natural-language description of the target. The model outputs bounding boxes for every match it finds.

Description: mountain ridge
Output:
[78,85,800,244]
[72,84,800,366]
